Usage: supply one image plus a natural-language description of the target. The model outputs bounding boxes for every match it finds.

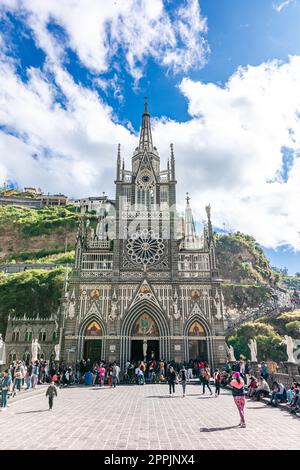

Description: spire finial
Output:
[139,96,153,149]
[144,96,148,113]
[186,192,190,204]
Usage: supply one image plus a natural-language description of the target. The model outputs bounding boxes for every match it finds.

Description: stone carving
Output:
[54,343,60,361]
[109,301,118,321]
[31,338,41,362]
[68,300,75,319]
[226,343,236,362]
[248,338,258,362]
[143,339,147,359]
[0,333,6,365]
[282,335,296,363]
[293,339,300,364]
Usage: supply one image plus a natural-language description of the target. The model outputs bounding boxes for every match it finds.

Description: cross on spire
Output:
[186,192,190,204]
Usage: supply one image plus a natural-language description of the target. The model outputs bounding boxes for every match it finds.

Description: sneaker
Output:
[1,408,7,412]
[240,423,246,428]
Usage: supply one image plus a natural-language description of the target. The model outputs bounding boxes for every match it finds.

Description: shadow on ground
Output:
[200,425,239,432]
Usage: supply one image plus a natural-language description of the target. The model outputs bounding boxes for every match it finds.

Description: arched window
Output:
[52,331,57,342]
[25,330,33,342]
[12,329,20,342]
[39,330,47,342]
[132,313,159,336]
[188,321,206,337]
[8,351,17,363]
[85,321,102,336]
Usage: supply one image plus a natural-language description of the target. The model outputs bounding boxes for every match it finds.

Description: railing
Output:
[87,240,110,249]
[81,253,113,271]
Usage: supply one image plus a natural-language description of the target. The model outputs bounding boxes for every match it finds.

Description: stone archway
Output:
[77,316,106,362]
[184,316,214,367]
[120,300,170,368]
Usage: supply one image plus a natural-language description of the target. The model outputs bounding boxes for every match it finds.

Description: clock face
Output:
[126,229,165,267]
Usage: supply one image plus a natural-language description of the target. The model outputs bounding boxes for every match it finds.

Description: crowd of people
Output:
[1,356,300,419]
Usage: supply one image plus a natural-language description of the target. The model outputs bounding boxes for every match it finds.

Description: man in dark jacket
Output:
[46,381,58,410]
[0,370,12,411]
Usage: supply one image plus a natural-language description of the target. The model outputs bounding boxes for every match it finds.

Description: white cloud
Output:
[152,57,300,250]
[273,0,295,12]
[0,3,300,252]
[0,0,208,80]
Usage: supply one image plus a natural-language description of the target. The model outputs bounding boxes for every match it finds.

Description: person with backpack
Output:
[214,368,221,397]
[201,366,213,395]
[230,372,246,427]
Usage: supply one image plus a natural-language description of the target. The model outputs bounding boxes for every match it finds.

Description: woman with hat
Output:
[230,372,246,427]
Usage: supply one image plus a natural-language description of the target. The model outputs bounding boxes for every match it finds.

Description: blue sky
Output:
[0,0,299,274]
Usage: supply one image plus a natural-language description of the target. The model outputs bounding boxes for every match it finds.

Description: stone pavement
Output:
[0,383,299,450]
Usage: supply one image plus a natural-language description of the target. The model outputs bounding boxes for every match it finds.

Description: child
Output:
[46,381,57,410]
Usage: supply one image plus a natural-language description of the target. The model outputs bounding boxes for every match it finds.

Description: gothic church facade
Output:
[61,100,227,368]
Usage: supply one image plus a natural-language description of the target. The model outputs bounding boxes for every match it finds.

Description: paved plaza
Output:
[0,383,299,450]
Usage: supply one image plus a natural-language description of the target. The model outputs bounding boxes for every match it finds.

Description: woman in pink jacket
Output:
[98,364,106,387]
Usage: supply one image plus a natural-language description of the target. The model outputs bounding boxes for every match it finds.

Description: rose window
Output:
[126,229,165,266]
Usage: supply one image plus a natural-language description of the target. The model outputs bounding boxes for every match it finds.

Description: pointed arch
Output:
[183,315,214,367]
[120,299,170,368]
[77,314,107,361]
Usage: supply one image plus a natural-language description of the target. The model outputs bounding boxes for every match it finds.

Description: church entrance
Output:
[130,313,160,363]
[188,340,208,362]
[84,340,102,362]
[130,339,159,362]
[83,320,103,362]
[187,320,208,362]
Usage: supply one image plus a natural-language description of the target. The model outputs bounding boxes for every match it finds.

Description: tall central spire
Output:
[139,96,153,150]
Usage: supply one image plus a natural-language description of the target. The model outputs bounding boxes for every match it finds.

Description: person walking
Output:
[99,363,106,387]
[112,362,118,388]
[46,381,57,410]
[179,365,187,397]
[230,372,246,427]
[214,368,221,397]
[202,367,213,395]
[167,366,176,397]
[0,370,12,411]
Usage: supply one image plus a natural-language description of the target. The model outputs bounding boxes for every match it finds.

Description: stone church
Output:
[5,100,227,369]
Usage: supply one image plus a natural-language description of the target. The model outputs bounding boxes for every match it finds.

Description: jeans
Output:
[181,381,186,395]
[215,383,221,396]
[202,380,212,394]
[13,378,22,392]
[1,390,8,408]
[112,376,117,388]
[169,383,175,394]
[48,396,54,409]
[31,374,38,389]
[138,375,144,385]
[270,392,283,406]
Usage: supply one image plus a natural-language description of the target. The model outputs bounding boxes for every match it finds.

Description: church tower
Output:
[56,99,227,369]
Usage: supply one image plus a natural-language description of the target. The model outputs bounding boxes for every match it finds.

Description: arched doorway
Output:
[184,317,213,366]
[120,301,170,368]
[187,321,207,362]
[83,320,103,362]
[130,313,160,362]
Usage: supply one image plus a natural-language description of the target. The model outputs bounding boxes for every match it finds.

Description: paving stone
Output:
[0,384,299,449]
